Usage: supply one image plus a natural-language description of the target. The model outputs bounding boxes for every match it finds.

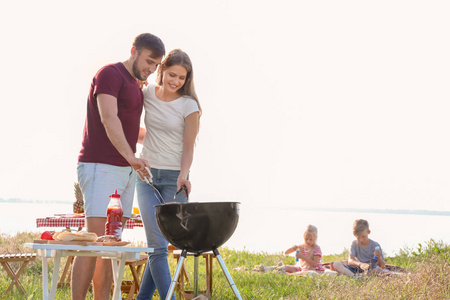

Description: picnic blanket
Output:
[239,261,407,276]
[323,260,407,276]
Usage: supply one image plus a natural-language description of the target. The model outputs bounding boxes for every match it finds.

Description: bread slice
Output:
[53,231,98,242]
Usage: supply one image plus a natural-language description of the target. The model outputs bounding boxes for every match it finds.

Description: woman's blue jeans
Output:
[136,168,188,300]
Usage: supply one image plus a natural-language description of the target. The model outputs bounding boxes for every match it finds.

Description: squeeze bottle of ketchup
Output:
[105,189,123,241]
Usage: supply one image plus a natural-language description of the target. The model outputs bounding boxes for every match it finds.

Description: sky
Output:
[1,0,450,212]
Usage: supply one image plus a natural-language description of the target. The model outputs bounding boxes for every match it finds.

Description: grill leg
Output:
[213,249,243,300]
[193,255,199,297]
[166,249,187,300]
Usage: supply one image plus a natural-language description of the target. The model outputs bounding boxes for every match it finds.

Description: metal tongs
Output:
[137,167,189,204]
[138,166,153,185]
[175,186,189,201]
[137,167,165,204]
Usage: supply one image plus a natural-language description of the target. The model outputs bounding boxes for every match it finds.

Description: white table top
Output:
[24,243,153,253]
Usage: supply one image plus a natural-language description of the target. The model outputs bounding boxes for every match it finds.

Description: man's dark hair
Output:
[133,33,165,58]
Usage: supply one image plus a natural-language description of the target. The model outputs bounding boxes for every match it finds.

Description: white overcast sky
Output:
[1,0,449,211]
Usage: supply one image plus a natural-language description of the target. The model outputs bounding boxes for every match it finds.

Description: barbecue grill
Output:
[155,201,242,300]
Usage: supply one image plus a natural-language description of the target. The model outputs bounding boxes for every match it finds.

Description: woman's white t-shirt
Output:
[140,84,199,170]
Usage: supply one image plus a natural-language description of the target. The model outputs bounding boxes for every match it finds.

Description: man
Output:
[72,33,165,300]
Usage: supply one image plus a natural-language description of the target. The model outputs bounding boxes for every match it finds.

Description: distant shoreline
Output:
[0,198,72,205]
[2,198,450,217]
[272,206,450,217]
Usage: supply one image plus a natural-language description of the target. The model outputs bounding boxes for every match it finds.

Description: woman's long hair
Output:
[156,49,202,116]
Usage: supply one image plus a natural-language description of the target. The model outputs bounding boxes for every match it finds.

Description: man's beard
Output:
[132,59,147,81]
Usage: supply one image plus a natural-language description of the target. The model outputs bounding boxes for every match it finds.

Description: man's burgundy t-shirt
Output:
[78,62,143,166]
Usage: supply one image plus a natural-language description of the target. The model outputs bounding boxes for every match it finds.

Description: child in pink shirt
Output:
[284,225,330,275]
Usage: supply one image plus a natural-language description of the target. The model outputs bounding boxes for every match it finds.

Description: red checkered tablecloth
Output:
[36,217,143,229]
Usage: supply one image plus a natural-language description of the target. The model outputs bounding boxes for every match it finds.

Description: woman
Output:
[136,49,201,300]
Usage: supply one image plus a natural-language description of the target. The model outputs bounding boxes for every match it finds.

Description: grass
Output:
[1,232,450,299]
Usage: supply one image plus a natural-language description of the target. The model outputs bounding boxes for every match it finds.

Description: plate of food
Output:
[102,241,131,246]
[54,213,85,218]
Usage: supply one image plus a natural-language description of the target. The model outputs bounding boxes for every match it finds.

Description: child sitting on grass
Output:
[282,224,336,276]
[333,219,386,276]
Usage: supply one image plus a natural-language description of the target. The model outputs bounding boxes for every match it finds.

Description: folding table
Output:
[35,215,144,289]
[24,242,153,300]
[0,253,36,294]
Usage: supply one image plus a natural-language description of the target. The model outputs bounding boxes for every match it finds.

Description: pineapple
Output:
[73,182,84,213]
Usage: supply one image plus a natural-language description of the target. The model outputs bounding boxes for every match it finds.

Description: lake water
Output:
[1,202,449,257]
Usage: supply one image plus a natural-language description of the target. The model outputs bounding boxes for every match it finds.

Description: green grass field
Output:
[1,231,450,299]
